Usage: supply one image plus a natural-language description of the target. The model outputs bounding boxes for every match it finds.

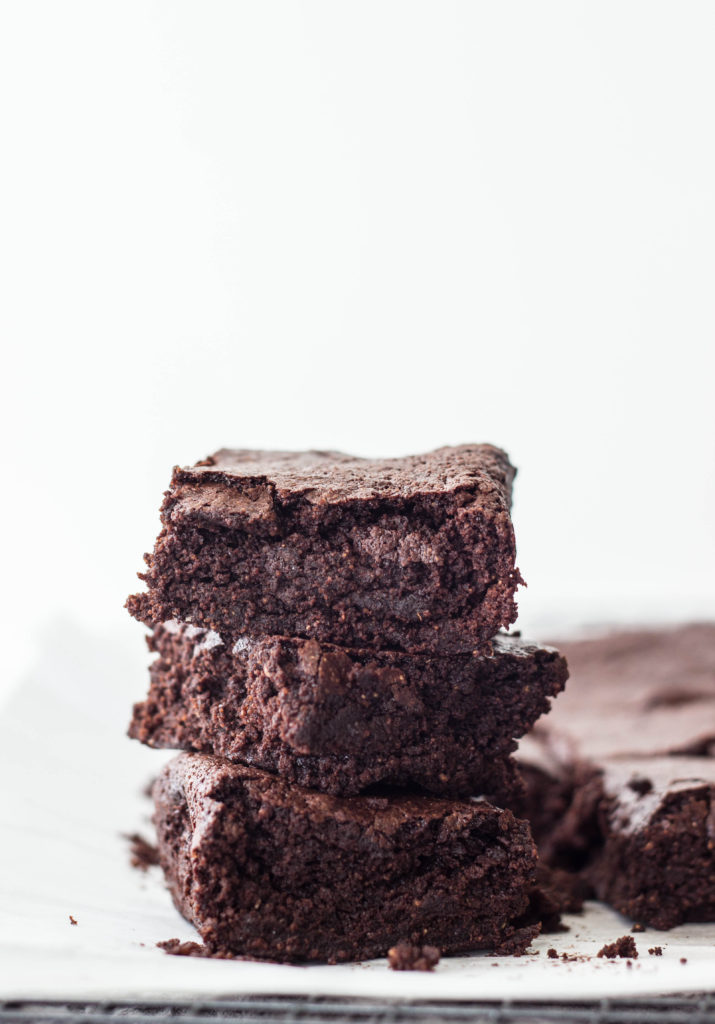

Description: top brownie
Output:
[127,445,523,652]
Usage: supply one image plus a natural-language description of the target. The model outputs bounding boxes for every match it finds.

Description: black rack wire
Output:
[1,996,715,1024]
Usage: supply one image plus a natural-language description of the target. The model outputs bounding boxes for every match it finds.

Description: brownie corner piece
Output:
[128,445,523,652]
[584,757,715,929]
[153,753,539,963]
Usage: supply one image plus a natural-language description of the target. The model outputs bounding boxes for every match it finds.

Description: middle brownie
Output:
[130,623,568,798]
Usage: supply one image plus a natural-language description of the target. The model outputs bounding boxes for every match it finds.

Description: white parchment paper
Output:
[2,622,713,1001]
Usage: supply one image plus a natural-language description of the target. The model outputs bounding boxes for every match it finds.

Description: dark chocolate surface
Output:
[131,624,567,798]
[127,445,522,653]
[153,753,539,963]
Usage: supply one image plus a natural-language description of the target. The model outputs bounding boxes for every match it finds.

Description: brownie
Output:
[153,753,540,963]
[130,624,567,798]
[587,757,715,928]
[535,623,715,761]
[517,623,715,929]
[127,446,522,653]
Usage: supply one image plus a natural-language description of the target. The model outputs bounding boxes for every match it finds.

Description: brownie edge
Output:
[128,445,523,653]
[153,753,540,963]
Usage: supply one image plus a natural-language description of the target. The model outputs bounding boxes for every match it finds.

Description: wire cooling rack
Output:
[1,996,715,1024]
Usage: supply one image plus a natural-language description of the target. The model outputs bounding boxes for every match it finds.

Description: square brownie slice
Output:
[131,624,567,799]
[552,757,715,930]
[127,446,522,653]
[153,753,539,963]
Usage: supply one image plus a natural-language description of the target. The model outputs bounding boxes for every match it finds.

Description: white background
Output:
[2,1,714,700]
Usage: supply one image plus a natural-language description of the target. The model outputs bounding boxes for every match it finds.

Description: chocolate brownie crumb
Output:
[157,938,237,960]
[648,946,663,956]
[126,832,160,871]
[627,776,653,796]
[158,938,205,957]
[387,942,440,971]
[69,916,77,926]
[631,923,645,932]
[547,948,559,959]
[597,936,638,959]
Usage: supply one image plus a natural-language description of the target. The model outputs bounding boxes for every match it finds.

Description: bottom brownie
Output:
[154,753,539,963]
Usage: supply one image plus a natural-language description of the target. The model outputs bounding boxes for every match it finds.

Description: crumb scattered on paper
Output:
[126,832,160,871]
[387,942,440,972]
[156,938,240,960]
[598,936,638,960]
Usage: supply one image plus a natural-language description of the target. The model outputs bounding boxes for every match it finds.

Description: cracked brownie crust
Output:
[130,624,567,798]
[153,753,539,963]
[127,446,523,653]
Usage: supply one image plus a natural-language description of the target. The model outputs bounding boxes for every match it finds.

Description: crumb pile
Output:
[127,446,568,964]
[597,936,639,960]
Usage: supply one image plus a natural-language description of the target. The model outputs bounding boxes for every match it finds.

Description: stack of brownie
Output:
[127,445,568,963]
